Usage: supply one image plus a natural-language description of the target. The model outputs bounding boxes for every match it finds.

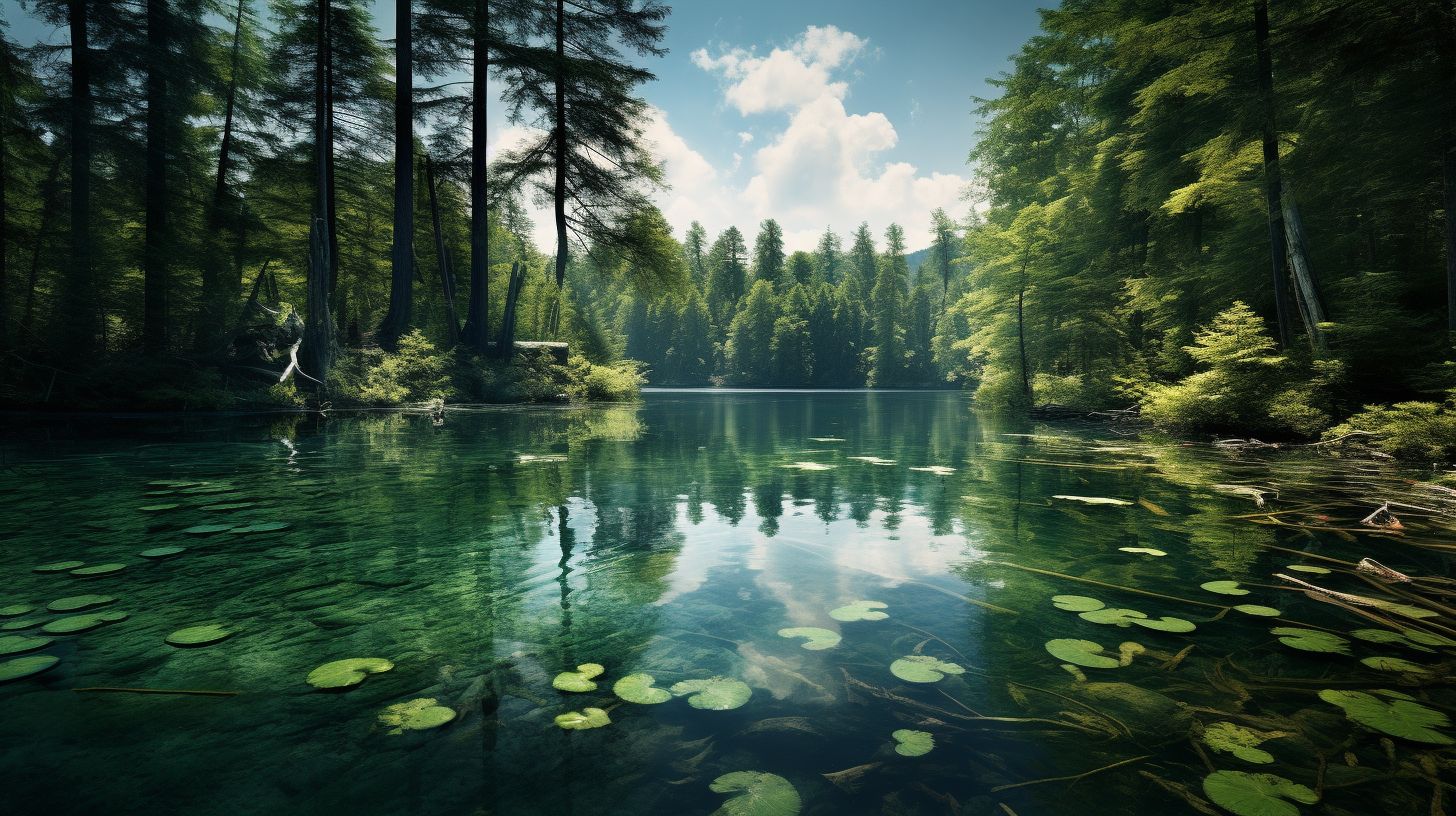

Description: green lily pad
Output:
[47,594,115,612]
[671,677,753,710]
[1234,605,1281,617]
[1202,722,1284,764]
[0,654,59,683]
[1376,601,1440,620]
[138,503,180,512]
[1351,629,1436,652]
[1079,608,1146,627]
[1051,595,1105,612]
[1,618,43,631]
[233,522,290,533]
[182,525,234,536]
[179,484,236,494]
[140,546,186,558]
[1131,616,1197,633]
[0,604,34,617]
[33,561,85,573]
[777,627,841,650]
[1270,627,1350,655]
[202,502,257,512]
[1051,495,1132,506]
[1202,771,1317,816]
[708,771,801,816]
[891,729,934,757]
[1044,639,1119,669]
[828,600,888,622]
[1404,629,1456,647]
[889,655,965,683]
[554,707,611,730]
[166,624,232,647]
[307,657,395,689]
[1318,689,1452,744]
[612,673,672,704]
[0,635,53,656]
[43,610,128,634]
[70,563,126,577]
[1361,656,1430,673]
[552,663,605,692]
[1119,547,1167,556]
[379,697,456,734]
[1200,580,1249,596]
[1285,564,1331,575]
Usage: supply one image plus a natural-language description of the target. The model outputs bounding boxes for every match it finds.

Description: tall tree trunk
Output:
[0,67,8,350]
[195,0,246,353]
[61,0,95,357]
[426,154,460,345]
[1254,0,1296,350]
[325,17,340,323]
[463,0,489,351]
[1280,180,1328,352]
[1016,245,1032,406]
[1442,0,1456,338]
[552,0,567,290]
[21,155,63,345]
[142,0,169,355]
[378,0,414,350]
[299,0,335,385]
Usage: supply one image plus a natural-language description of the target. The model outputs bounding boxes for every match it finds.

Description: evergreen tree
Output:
[813,227,840,285]
[787,251,813,287]
[751,218,784,286]
[705,225,746,330]
[868,223,908,387]
[847,222,876,295]
[725,279,777,384]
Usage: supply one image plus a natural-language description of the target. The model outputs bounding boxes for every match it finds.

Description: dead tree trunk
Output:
[1280,180,1328,352]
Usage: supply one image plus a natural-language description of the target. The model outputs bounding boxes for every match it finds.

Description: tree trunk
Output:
[62,0,95,357]
[0,67,8,350]
[426,154,460,345]
[1442,0,1456,337]
[142,0,169,355]
[463,0,489,351]
[378,0,414,350]
[1254,0,1296,349]
[1280,180,1328,352]
[552,0,567,290]
[195,0,246,353]
[325,18,340,317]
[1016,246,1032,405]
[299,0,335,385]
[21,156,63,345]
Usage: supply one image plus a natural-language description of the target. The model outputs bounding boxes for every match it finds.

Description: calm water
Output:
[1,390,1452,815]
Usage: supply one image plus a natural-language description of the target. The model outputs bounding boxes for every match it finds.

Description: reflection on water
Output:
[0,391,1452,814]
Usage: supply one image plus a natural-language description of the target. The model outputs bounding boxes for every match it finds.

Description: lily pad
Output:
[1,619,42,631]
[182,524,234,536]
[709,771,801,816]
[1079,608,1146,627]
[138,503,180,512]
[1404,629,1456,648]
[889,655,965,683]
[554,707,610,730]
[671,677,753,710]
[202,502,256,512]
[0,654,59,683]
[0,635,53,656]
[0,604,34,617]
[1044,639,1119,669]
[552,663,605,692]
[33,561,85,574]
[612,673,671,704]
[166,624,232,647]
[1361,656,1430,673]
[70,563,126,577]
[140,546,186,558]
[828,600,888,622]
[43,610,128,634]
[1051,595,1105,612]
[1285,564,1331,575]
[1202,771,1317,816]
[379,698,456,734]
[1319,689,1452,744]
[233,522,290,534]
[47,594,115,613]
[1270,627,1350,655]
[1234,605,1281,617]
[307,657,394,689]
[1202,722,1284,764]
[1200,580,1249,596]
[1118,547,1167,556]
[1131,616,1197,633]
[1351,628,1434,652]
[1051,495,1132,506]
[777,627,841,651]
[891,729,934,757]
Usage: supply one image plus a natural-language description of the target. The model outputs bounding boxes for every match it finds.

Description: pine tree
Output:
[725,279,777,384]
[751,218,785,286]
[868,223,908,387]
[706,225,746,331]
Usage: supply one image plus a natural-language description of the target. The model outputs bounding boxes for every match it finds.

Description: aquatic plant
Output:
[776,627,841,650]
[891,729,934,757]
[1044,639,1119,669]
[379,698,456,734]
[829,601,888,622]
[1318,689,1452,744]
[554,707,611,730]
[552,663,606,692]
[612,673,672,704]
[708,771,800,816]
[1201,770,1317,816]
[307,658,394,690]
[671,677,753,710]
[889,655,965,683]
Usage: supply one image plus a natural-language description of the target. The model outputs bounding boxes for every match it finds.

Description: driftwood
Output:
[1357,558,1412,583]
[1360,503,1404,530]
[278,339,323,386]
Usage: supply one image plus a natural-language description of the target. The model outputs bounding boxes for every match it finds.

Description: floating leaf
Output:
[1318,689,1452,744]
[33,561,84,574]
[1079,608,1146,627]
[166,624,232,647]
[1,619,42,631]
[1360,656,1430,674]
[612,673,671,704]
[1234,605,1281,617]
[889,655,965,683]
[182,525,234,536]
[1202,722,1285,764]
[1271,627,1350,655]
[1202,771,1317,816]
[828,600,888,622]
[1200,580,1249,596]
[202,502,256,512]
[307,657,394,689]
[1285,565,1331,575]
[0,635,52,656]
[139,546,186,558]
[1117,642,1146,666]
[552,663,605,692]
[777,627,841,650]
[0,604,34,617]
[908,466,955,476]
[671,677,753,710]
[1351,629,1435,652]
[379,698,456,734]
[138,503,180,512]
[70,563,126,577]
[47,594,115,612]
[1051,495,1132,506]
[0,654,59,683]
[708,771,801,816]
[891,729,934,757]
[1051,595,1105,612]
[1044,639,1119,669]
[1132,616,1197,633]
[1376,602,1440,621]
[783,461,833,472]
[808,437,844,443]
[42,610,128,634]
[1404,629,1456,648]
[1118,547,1167,556]
[554,707,610,730]
[233,522,290,534]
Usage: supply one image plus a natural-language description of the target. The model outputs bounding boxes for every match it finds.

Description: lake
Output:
[1,390,1452,815]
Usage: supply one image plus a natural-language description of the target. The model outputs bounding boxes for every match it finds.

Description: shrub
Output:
[567,356,645,402]
[334,330,453,406]
[1324,400,1456,460]
[973,365,1031,412]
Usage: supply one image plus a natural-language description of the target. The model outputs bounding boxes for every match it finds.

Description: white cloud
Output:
[737,131,754,145]
[691,25,866,115]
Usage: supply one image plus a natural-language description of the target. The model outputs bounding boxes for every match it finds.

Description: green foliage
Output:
[567,356,645,402]
[1324,400,1456,460]
[332,330,452,406]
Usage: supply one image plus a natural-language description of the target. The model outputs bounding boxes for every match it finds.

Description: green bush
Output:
[973,365,1031,412]
[567,356,645,402]
[1324,400,1456,460]
[454,350,571,403]
[332,330,453,406]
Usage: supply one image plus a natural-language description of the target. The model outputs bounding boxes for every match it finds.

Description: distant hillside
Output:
[905,246,931,281]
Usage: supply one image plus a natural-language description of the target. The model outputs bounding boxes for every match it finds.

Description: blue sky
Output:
[6,1,1048,250]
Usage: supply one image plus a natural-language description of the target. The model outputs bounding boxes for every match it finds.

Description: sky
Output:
[5,0,1049,252]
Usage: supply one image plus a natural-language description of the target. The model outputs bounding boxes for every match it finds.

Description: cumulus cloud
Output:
[691,25,866,115]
